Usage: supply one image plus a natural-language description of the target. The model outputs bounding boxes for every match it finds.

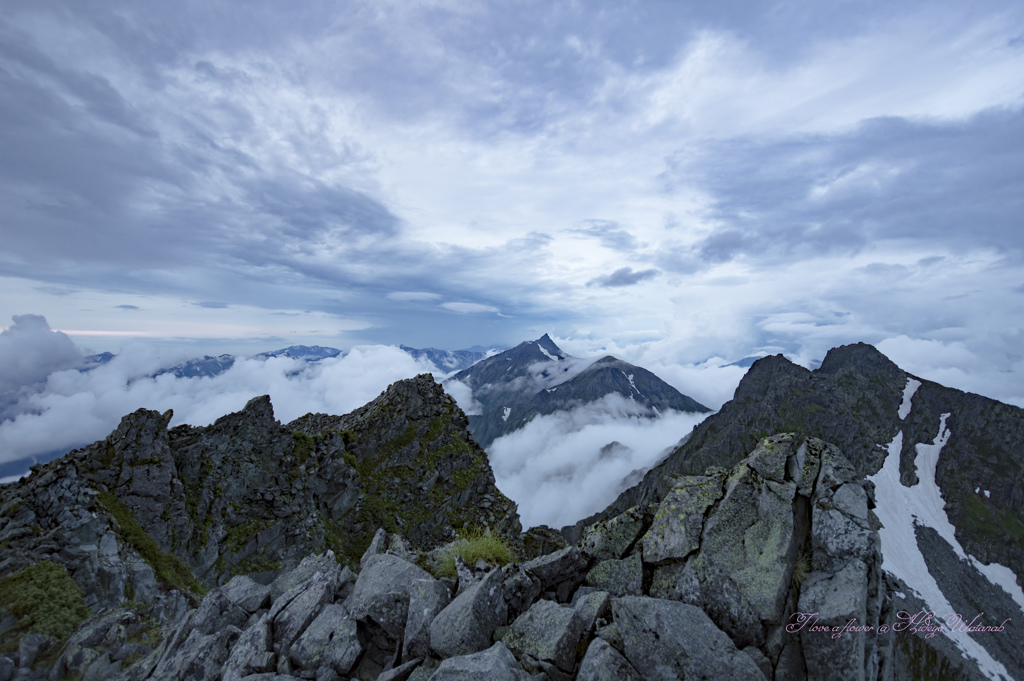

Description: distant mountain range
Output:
[449,334,710,448]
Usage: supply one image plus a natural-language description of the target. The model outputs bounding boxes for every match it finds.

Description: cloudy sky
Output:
[2,2,1024,398]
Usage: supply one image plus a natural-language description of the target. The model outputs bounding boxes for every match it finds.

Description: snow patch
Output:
[984,490,990,499]
[898,377,922,420]
[502,407,511,422]
[621,371,642,397]
[869,416,1021,680]
[537,344,559,362]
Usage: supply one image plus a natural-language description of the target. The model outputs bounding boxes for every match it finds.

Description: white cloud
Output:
[441,302,500,314]
[488,394,710,528]
[387,291,443,301]
[0,342,438,467]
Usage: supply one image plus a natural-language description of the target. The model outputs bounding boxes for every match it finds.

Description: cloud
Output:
[441,302,500,314]
[570,220,639,252]
[194,301,229,309]
[387,292,443,302]
[0,315,83,418]
[587,267,659,288]
[115,304,140,310]
[487,394,710,528]
[0,339,439,472]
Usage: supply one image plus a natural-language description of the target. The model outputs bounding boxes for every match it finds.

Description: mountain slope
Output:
[564,342,1024,681]
[451,334,710,447]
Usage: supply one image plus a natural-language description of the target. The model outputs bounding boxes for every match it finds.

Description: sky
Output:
[2,2,1024,521]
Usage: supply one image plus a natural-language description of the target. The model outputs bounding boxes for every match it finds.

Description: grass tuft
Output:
[434,531,515,579]
[0,561,90,648]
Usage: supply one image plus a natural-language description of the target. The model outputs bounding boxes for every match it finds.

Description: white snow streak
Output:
[899,377,922,420]
[502,407,511,422]
[537,345,559,362]
[869,415,1019,680]
[622,371,642,397]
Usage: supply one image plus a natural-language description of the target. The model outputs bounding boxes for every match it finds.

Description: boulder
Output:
[522,546,587,602]
[287,604,361,676]
[577,637,641,681]
[429,567,507,658]
[612,596,765,681]
[426,642,533,681]
[579,506,646,561]
[584,552,642,597]
[501,599,586,673]
[640,472,725,565]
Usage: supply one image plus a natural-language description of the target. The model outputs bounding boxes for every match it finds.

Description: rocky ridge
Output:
[1,430,910,681]
[0,345,1020,680]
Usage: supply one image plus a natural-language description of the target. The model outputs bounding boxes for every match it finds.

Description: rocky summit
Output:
[0,345,1021,680]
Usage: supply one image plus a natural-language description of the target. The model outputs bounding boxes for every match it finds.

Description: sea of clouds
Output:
[0,315,742,528]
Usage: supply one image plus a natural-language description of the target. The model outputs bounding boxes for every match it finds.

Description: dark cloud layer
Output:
[661,109,1024,268]
[588,267,659,288]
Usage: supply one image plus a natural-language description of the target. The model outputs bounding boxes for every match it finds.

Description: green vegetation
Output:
[791,548,812,589]
[97,491,206,595]
[224,518,274,553]
[0,561,90,649]
[960,493,1024,546]
[434,531,516,579]
[229,555,283,577]
[292,431,316,465]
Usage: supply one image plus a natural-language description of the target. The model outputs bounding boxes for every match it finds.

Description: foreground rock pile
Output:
[1,433,911,680]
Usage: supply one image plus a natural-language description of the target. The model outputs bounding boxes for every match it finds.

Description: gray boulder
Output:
[522,546,588,602]
[613,596,765,681]
[577,637,641,681]
[501,599,586,673]
[640,471,725,565]
[584,552,642,597]
[426,642,533,681]
[287,604,361,676]
[579,506,646,561]
[429,567,507,658]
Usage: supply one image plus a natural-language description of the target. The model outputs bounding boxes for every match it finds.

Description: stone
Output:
[429,567,507,659]
[501,599,586,673]
[269,553,340,601]
[501,563,543,622]
[798,559,870,681]
[426,642,533,681]
[522,546,587,602]
[571,589,611,635]
[376,657,423,681]
[220,575,273,613]
[192,588,249,634]
[287,604,361,676]
[640,472,725,565]
[270,566,342,654]
[345,553,449,657]
[521,525,567,560]
[579,506,645,561]
[612,596,765,681]
[584,552,642,597]
[577,637,642,681]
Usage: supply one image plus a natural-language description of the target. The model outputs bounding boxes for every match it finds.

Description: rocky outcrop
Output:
[4,429,965,681]
[0,374,519,670]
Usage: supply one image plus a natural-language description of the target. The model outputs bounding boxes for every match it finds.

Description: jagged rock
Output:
[286,604,361,676]
[571,589,611,636]
[376,657,422,681]
[640,471,725,564]
[221,612,273,681]
[269,553,341,601]
[429,567,507,659]
[220,575,272,613]
[577,637,641,681]
[583,552,642,597]
[612,596,765,681]
[798,560,872,681]
[521,526,567,560]
[579,506,646,561]
[426,642,533,681]
[269,562,343,655]
[192,589,249,635]
[500,563,542,622]
[522,546,587,603]
[501,599,586,673]
[345,553,450,659]
[650,435,802,649]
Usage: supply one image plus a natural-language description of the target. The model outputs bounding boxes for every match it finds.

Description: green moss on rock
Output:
[0,561,90,647]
